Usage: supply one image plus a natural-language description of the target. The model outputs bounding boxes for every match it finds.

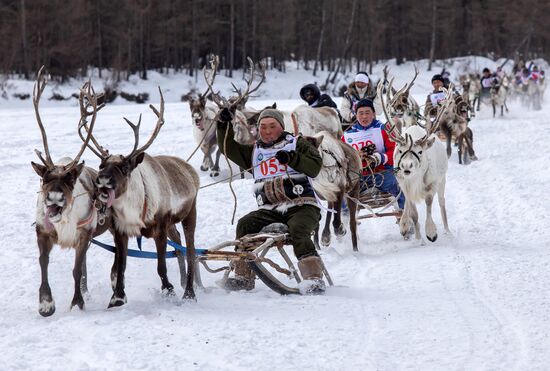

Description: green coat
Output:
[216,124,322,178]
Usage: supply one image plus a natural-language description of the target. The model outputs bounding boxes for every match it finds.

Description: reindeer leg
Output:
[458,134,464,165]
[154,230,175,296]
[71,232,91,311]
[167,226,187,290]
[313,225,321,250]
[182,200,197,301]
[438,178,450,234]
[210,147,221,177]
[348,187,359,252]
[108,232,128,308]
[239,167,245,180]
[333,193,346,238]
[467,136,477,161]
[321,202,333,247]
[425,193,437,242]
[446,134,452,159]
[80,242,89,299]
[37,232,55,317]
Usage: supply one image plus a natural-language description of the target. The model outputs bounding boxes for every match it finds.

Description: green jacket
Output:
[216,124,322,178]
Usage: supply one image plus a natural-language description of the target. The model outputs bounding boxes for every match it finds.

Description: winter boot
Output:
[297,256,326,295]
[224,259,255,291]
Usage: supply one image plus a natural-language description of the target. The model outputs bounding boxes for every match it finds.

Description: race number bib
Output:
[429,92,446,106]
[343,129,384,154]
[253,137,299,180]
[481,77,494,88]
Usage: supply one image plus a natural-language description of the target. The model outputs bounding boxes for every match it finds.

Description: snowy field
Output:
[1,59,549,370]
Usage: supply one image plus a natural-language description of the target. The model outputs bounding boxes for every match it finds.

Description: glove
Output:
[365,153,382,168]
[218,107,233,123]
[275,150,295,165]
[360,143,377,156]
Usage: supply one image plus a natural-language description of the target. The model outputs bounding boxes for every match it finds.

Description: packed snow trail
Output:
[1,77,549,369]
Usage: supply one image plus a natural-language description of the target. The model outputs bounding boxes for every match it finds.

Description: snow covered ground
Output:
[1,58,549,370]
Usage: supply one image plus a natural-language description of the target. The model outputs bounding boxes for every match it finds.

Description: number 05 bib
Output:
[253,137,299,180]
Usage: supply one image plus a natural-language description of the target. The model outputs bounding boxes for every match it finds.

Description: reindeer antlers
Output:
[124,87,165,158]
[231,57,266,107]
[203,56,229,108]
[203,55,266,110]
[34,66,103,173]
[33,66,54,169]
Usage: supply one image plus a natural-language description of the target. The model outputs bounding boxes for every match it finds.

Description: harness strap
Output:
[91,237,208,259]
[77,207,96,229]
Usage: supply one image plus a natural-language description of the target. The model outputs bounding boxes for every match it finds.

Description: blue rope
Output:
[90,238,208,259]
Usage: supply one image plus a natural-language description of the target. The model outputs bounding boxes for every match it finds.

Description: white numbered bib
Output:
[481,77,494,88]
[343,129,385,154]
[253,137,299,180]
[429,92,446,106]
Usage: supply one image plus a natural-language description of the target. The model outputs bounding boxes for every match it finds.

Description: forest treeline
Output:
[0,0,548,81]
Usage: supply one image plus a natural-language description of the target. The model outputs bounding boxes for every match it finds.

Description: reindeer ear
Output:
[31,161,47,178]
[425,136,436,149]
[304,135,324,148]
[315,135,325,147]
[71,162,85,179]
[131,152,146,168]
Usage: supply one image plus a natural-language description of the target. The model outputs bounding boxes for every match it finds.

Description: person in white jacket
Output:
[340,72,376,126]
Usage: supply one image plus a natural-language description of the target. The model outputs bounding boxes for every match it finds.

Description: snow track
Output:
[1,72,549,369]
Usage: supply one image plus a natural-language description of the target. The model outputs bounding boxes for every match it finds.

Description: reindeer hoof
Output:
[162,287,176,297]
[321,236,331,247]
[38,300,56,317]
[70,296,85,311]
[427,234,438,242]
[108,294,127,308]
[200,165,208,171]
[335,224,347,237]
[210,171,219,177]
[182,290,196,302]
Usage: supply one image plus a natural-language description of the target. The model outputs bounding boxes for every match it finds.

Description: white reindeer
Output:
[379,83,452,244]
[290,105,341,137]
[189,96,222,176]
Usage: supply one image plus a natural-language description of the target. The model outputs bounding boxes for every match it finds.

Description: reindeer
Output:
[83,89,200,306]
[290,105,341,138]
[309,132,362,251]
[189,86,222,177]
[203,56,264,146]
[31,67,112,317]
[458,74,481,117]
[490,75,510,117]
[423,80,477,164]
[386,66,421,132]
[380,84,451,244]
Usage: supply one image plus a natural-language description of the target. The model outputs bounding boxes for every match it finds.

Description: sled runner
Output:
[91,223,333,296]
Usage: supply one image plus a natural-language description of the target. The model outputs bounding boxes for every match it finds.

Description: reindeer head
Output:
[378,66,420,130]
[393,127,437,178]
[189,95,207,130]
[31,67,102,226]
[379,74,453,178]
[203,55,266,145]
[81,88,165,207]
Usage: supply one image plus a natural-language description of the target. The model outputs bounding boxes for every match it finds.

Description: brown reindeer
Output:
[31,67,112,317]
[83,88,200,306]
